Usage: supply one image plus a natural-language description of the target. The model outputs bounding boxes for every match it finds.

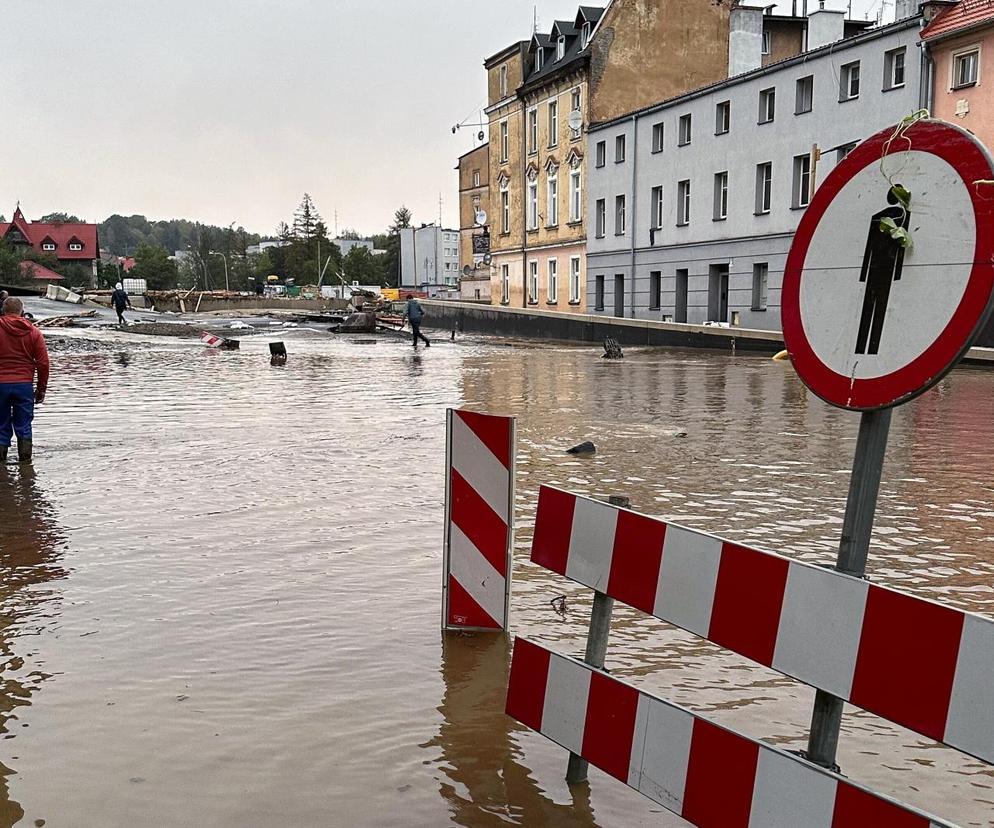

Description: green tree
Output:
[382,206,412,288]
[131,243,179,290]
[342,246,388,286]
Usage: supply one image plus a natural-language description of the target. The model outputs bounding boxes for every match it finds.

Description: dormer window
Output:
[581,21,592,48]
[556,36,566,61]
[42,242,56,252]
[535,48,544,71]
[68,239,83,251]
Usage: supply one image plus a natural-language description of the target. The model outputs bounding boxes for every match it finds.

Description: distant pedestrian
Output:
[0,297,49,464]
[0,291,8,307]
[110,282,131,325]
[403,294,430,349]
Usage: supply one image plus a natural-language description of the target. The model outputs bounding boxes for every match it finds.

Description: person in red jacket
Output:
[0,297,49,464]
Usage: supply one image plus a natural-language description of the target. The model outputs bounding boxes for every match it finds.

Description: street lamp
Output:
[209,251,229,292]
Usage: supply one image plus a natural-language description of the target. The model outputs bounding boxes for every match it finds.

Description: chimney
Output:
[728,6,765,77]
[807,4,845,50]
[895,0,921,19]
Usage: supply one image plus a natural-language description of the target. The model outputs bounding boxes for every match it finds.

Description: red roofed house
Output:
[0,206,100,286]
[922,0,994,148]
[18,261,64,288]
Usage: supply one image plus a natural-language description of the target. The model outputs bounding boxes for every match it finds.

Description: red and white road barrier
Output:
[442,409,515,631]
[531,485,994,766]
[507,638,955,828]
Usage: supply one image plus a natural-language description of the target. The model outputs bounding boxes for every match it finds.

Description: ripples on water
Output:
[0,328,992,826]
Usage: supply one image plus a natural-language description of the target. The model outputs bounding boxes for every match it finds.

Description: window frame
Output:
[795,75,813,115]
[595,274,605,311]
[500,264,510,304]
[595,140,606,168]
[755,162,772,215]
[615,194,627,235]
[713,171,728,222]
[500,120,509,162]
[677,179,691,226]
[547,167,559,227]
[499,65,508,97]
[759,87,776,124]
[651,122,664,153]
[528,260,539,304]
[751,262,769,311]
[678,113,692,146]
[651,185,664,230]
[615,133,626,163]
[528,108,538,154]
[793,153,812,209]
[548,100,559,148]
[42,242,56,252]
[569,169,582,223]
[884,47,906,91]
[547,258,559,303]
[556,35,566,61]
[535,48,544,72]
[569,256,581,303]
[953,46,980,89]
[472,170,481,187]
[762,30,772,56]
[500,184,511,234]
[715,101,730,135]
[840,61,860,100]
[595,198,606,238]
[527,180,539,231]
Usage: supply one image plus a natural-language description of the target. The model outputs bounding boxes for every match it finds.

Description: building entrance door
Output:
[708,264,729,322]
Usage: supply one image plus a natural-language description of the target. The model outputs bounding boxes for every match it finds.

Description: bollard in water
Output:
[566,494,629,786]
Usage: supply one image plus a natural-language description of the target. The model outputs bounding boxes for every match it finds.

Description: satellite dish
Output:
[475,209,488,226]
[462,265,472,277]
[483,253,493,266]
[568,110,583,133]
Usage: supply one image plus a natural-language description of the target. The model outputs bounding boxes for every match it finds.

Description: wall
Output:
[588,0,736,124]
[150,296,348,313]
[586,18,922,328]
[929,29,994,150]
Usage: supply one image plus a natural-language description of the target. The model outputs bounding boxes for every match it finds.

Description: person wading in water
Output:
[0,297,49,464]
[403,294,431,349]
[111,282,132,326]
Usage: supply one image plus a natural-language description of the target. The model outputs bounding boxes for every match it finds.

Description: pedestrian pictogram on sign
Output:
[782,119,994,411]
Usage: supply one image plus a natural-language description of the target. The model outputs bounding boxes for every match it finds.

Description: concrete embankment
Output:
[420,299,994,365]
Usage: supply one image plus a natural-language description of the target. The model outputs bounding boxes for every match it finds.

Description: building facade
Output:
[457,143,491,302]
[586,11,924,329]
[399,225,460,296]
[1,207,100,285]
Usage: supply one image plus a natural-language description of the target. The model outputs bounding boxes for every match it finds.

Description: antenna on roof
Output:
[533,5,538,34]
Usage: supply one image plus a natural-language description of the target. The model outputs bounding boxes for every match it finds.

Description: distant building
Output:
[19,261,64,289]
[458,143,492,303]
[245,240,286,256]
[0,206,100,285]
[399,225,460,297]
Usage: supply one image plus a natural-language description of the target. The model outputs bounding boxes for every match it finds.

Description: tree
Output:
[382,206,413,287]
[338,227,361,241]
[40,212,82,223]
[342,246,387,286]
[292,194,322,242]
[131,242,179,290]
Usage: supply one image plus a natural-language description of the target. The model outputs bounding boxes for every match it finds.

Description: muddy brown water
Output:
[1,329,993,827]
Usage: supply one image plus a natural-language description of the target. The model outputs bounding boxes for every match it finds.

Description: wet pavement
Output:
[0,328,992,826]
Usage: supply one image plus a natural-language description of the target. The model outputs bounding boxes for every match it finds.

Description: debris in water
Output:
[567,441,596,456]
[603,337,624,359]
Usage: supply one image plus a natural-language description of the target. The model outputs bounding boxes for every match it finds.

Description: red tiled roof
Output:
[922,0,994,40]
[0,207,99,261]
[19,261,64,282]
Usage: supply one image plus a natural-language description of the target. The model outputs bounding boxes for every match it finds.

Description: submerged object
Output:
[773,349,790,361]
[603,337,624,359]
[567,441,596,456]
[200,332,240,350]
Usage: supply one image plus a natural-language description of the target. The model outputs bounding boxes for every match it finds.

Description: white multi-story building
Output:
[585,6,924,329]
[399,225,460,296]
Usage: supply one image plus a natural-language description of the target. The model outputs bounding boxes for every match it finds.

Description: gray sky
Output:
[2,0,881,239]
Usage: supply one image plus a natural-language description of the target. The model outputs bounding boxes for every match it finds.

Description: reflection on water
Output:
[0,329,992,826]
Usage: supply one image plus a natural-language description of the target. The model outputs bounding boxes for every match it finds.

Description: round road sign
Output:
[782,119,994,411]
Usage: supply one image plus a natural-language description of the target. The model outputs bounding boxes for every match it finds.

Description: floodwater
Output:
[1,328,993,827]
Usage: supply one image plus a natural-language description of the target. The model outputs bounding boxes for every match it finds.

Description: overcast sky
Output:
[2,0,881,239]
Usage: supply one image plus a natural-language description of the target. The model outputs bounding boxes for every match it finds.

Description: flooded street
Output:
[1,330,993,827]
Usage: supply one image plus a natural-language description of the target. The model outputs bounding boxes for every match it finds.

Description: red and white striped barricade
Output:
[442,409,515,632]
[506,639,956,828]
[530,485,994,766]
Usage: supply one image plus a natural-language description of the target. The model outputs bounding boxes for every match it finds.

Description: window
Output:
[69,242,83,251]
[569,169,582,223]
[499,65,508,96]
[556,35,566,61]
[759,87,775,124]
[528,261,539,303]
[595,140,606,168]
[755,163,772,214]
[535,48,544,71]
[569,256,581,303]
[715,101,730,135]
[547,259,558,303]
[752,263,769,311]
[678,114,692,146]
[677,180,691,226]
[713,171,728,221]
[571,89,582,138]
[793,153,812,208]
[528,109,538,153]
[841,61,860,100]
[885,47,906,90]
[651,186,664,229]
[595,198,606,237]
[615,134,626,163]
[615,195,626,235]
[547,168,559,226]
[500,120,509,162]
[548,101,559,147]
[42,242,56,251]
[762,30,772,56]
[581,21,592,48]
[501,185,510,234]
[649,271,662,310]
[595,274,605,310]
[837,141,857,163]
[954,48,979,88]
[472,170,481,187]
[527,181,538,230]
[651,122,664,153]
[500,264,510,303]
[795,76,813,114]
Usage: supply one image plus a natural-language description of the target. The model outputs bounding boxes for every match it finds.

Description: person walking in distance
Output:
[0,297,49,464]
[110,282,132,326]
[403,294,431,349]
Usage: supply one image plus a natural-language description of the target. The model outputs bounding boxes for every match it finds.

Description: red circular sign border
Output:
[782,120,994,411]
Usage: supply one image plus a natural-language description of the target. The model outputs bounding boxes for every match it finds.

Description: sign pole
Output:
[805,407,892,768]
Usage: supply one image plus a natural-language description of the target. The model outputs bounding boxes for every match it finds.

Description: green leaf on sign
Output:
[890,184,912,210]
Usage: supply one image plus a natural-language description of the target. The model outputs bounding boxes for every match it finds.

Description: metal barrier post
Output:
[566,494,628,785]
[805,408,892,769]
